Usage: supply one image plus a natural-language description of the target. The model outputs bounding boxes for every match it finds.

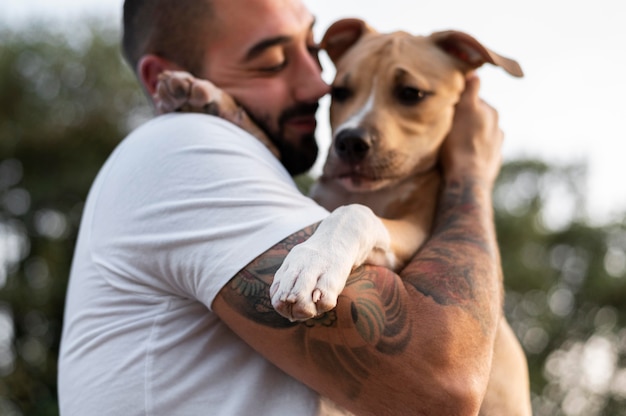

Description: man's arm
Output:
[213,75,502,416]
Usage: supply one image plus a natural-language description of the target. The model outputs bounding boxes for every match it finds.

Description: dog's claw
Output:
[312,288,322,303]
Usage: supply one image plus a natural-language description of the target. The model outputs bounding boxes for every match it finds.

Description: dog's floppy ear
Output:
[431,31,524,77]
[321,18,377,64]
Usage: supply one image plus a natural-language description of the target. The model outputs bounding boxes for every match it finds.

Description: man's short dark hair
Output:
[122,0,214,75]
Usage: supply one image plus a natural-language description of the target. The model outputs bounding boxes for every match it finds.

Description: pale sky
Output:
[3,0,626,224]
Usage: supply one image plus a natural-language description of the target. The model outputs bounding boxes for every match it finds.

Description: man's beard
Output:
[248,103,319,176]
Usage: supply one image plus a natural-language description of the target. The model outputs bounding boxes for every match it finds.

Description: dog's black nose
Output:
[334,128,370,164]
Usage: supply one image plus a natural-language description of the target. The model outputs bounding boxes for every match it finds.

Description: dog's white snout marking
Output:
[334,79,376,135]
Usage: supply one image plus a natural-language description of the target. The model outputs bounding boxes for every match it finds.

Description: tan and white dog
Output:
[156,18,531,416]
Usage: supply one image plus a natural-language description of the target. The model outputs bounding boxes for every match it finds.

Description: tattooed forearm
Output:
[344,266,411,353]
[219,227,415,397]
[220,225,321,327]
[402,178,501,333]
[222,222,413,350]
[297,265,412,398]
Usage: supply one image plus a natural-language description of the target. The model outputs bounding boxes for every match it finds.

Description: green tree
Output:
[1,19,625,416]
[0,18,150,415]
[495,161,626,415]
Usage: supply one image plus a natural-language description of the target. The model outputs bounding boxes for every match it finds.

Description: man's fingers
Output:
[458,73,481,106]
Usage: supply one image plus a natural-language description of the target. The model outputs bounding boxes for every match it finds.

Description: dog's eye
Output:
[395,86,428,106]
[331,86,352,103]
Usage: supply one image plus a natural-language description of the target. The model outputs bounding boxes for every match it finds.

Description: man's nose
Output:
[293,52,330,102]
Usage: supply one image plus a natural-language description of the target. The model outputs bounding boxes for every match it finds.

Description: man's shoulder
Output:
[125,113,270,156]
[136,113,249,138]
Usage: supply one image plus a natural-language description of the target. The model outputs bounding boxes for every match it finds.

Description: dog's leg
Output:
[271,204,398,321]
[154,71,280,158]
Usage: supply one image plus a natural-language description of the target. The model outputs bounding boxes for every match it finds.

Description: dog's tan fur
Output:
[156,18,531,416]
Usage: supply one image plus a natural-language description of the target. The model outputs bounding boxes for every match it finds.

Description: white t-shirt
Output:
[58,114,330,415]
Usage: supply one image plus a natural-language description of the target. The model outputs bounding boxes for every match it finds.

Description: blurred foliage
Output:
[1,18,626,416]
[0,18,150,416]
[495,161,626,415]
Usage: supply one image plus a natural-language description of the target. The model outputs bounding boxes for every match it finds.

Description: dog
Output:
[155,18,531,416]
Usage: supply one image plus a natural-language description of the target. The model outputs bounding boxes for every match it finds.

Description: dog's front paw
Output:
[154,70,225,115]
[154,71,280,157]
[270,243,352,322]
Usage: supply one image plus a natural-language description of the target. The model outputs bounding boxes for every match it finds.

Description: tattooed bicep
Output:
[217,223,320,326]
[217,221,413,349]
[213,231,424,403]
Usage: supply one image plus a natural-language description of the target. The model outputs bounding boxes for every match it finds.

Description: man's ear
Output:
[137,54,183,97]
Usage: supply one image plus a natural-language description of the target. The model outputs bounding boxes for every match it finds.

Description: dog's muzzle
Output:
[334,128,371,164]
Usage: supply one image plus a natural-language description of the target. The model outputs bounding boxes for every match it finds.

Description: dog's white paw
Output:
[154,70,223,115]
[270,241,353,322]
[270,204,394,322]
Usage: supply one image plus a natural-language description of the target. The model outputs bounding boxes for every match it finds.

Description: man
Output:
[58,0,504,414]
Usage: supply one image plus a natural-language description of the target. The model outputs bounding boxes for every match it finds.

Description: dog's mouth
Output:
[323,149,407,192]
[333,170,396,192]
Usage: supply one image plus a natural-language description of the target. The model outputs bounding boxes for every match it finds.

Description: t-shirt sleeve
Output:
[88,114,329,310]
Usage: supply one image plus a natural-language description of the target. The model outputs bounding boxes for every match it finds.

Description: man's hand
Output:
[440,74,503,187]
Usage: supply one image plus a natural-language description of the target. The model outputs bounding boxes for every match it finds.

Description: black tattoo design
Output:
[402,178,499,334]
[220,178,500,393]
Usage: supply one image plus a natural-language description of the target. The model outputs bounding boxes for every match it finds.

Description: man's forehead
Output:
[199,0,315,68]
[211,0,313,34]
[211,0,312,24]
[243,18,316,60]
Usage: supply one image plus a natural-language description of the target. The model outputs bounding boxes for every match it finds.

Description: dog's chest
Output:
[312,172,439,220]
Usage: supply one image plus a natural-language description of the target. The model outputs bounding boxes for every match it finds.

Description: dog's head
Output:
[319,18,523,193]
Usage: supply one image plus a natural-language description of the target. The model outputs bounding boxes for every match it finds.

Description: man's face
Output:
[199,0,329,175]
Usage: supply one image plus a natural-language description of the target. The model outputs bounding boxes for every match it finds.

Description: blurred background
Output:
[1,1,625,415]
